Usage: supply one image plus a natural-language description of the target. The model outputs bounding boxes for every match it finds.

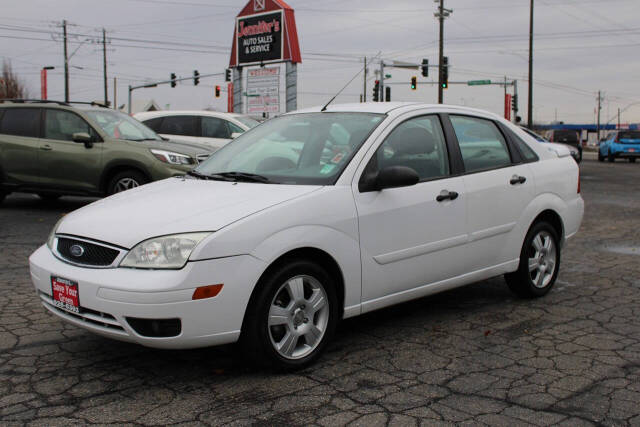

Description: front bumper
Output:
[29,245,266,349]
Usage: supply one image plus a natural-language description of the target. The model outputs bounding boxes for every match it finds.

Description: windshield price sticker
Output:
[51,276,80,313]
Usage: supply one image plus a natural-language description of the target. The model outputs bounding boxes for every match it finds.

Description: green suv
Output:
[0,100,213,203]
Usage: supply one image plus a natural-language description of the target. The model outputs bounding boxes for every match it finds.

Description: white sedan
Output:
[29,103,583,369]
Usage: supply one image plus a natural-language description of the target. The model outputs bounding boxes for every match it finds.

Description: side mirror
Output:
[359,166,420,192]
[72,132,93,148]
[230,132,242,139]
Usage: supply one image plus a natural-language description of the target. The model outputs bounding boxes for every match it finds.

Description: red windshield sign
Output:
[236,11,283,66]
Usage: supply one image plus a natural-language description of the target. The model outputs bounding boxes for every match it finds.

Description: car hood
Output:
[58,178,322,248]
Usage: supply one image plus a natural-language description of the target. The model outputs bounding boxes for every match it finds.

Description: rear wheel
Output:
[505,221,560,298]
[107,170,147,195]
[240,259,339,370]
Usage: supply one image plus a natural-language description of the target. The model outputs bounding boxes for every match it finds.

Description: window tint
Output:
[159,115,198,136]
[508,129,539,162]
[142,117,163,132]
[44,109,92,141]
[369,115,449,181]
[618,131,640,140]
[202,117,231,139]
[0,108,40,138]
[228,121,244,135]
[450,115,511,173]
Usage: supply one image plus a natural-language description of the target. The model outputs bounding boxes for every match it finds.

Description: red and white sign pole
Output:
[227,82,234,113]
[40,68,48,100]
[504,93,512,121]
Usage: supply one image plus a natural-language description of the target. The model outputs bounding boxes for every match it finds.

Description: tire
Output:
[607,150,615,162]
[597,150,604,162]
[240,259,339,370]
[630,158,636,163]
[107,170,147,195]
[38,193,61,202]
[505,221,561,298]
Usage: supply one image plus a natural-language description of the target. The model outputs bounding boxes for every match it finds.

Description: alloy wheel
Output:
[268,275,330,360]
[113,177,140,193]
[527,231,557,288]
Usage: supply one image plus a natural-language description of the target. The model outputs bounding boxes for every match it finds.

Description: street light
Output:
[41,66,55,100]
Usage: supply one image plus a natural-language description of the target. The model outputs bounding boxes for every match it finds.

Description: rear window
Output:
[618,131,640,140]
[0,108,40,138]
[553,130,579,143]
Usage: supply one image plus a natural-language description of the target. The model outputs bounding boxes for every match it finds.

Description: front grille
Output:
[57,237,120,266]
[196,153,210,164]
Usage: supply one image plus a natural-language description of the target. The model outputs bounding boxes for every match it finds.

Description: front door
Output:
[353,114,468,310]
[38,109,103,193]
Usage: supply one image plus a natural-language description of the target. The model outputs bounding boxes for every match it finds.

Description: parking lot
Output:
[1,157,639,426]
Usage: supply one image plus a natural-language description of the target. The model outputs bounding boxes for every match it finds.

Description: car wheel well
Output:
[532,209,564,242]
[243,247,345,328]
[101,166,150,194]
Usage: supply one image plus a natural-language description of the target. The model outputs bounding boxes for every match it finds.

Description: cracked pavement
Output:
[1,158,639,426]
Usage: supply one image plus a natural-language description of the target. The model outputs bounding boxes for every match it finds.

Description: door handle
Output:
[436,190,459,202]
[40,144,52,151]
[510,175,526,185]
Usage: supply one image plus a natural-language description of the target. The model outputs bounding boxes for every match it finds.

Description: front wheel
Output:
[240,259,339,370]
[505,221,560,298]
[107,170,147,195]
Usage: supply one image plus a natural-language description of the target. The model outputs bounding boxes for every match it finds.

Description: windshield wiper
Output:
[216,171,273,183]
[186,170,213,180]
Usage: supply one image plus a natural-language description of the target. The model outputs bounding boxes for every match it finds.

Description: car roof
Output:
[134,110,245,119]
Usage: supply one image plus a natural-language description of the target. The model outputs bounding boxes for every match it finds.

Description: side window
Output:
[450,115,512,173]
[228,121,244,135]
[0,108,40,138]
[142,117,163,132]
[44,109,92,142]
[368,115,450,181]
[202,117,231,139]
[159,116,198,136]
[505,128,539,162]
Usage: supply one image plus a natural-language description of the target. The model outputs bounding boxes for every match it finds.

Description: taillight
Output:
[577,170,581,194]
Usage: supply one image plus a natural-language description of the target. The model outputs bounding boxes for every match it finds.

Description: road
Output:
[1,158,639,426]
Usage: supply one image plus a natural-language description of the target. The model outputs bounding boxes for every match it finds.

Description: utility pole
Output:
[618,107,621,129]
[527,0,534,129]
[437,0,445,104]
[363,56,367,102]
[102,28,108,106]
[63,19,69,103]
[596,91,602,139]
[113,77,117,110]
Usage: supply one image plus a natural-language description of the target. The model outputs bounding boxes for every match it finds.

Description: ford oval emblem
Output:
[69,244,85,257]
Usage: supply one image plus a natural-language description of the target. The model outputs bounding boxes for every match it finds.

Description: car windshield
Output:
[84,110,161,141]
[618,131,640,140]
[235,116,260,129]
[195,112,385,185]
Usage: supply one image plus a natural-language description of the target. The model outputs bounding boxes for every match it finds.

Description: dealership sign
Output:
[247,67,280,113]
[229,0,301,68]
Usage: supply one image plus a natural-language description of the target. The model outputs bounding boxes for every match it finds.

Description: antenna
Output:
[321,66,365,112]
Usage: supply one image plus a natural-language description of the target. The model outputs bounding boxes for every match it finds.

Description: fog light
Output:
[192,284,223,300]
[126,318,181,338]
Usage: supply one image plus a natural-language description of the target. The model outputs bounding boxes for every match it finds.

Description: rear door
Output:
[201,116,234,150]
[0,107,42,186]
[446,114,535,271]
[157,115,202,144]
[38,109,103,193]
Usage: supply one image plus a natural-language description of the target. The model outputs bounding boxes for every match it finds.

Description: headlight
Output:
[120,232,210,269]
[150,149,194,165]
[47,217,65,249]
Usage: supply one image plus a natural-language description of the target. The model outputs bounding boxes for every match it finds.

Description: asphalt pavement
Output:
[1,158,639,426]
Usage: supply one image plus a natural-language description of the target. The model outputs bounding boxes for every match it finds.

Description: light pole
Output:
[41,66,55,100]
[527,0,534,128]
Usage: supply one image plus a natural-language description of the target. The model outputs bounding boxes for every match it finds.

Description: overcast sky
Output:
[2,0,639,124]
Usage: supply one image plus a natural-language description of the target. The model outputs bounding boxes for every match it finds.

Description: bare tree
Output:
[0,61,28,99]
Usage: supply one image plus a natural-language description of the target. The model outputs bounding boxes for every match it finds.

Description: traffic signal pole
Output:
[127,72,223,114]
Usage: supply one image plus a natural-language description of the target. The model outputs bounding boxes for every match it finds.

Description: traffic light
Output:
[411,76,417,90]
[385,86,391,102]
[372,80,380,102]
[512,94,519,112]
[215,85,221,98]
[170,73,176,88]
[441,57,449,89]
[421,59,429,77]
[225,68,231,82]
[193,70,200,86]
